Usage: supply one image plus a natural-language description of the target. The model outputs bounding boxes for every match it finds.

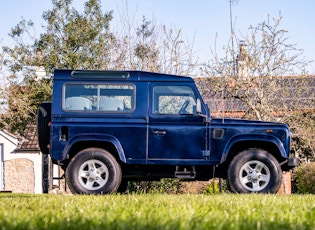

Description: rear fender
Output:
[220,134,288,164]
[62,134,126,163]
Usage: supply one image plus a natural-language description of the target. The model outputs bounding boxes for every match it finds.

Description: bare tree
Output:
[109,5,198,76]
[0,42,7,115]
[201,14,314,158]
[203,14,310,120]
[159,26,198,76]
[0,40,3,71]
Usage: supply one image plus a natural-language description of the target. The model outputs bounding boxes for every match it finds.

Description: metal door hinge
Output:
[203,150,210,157]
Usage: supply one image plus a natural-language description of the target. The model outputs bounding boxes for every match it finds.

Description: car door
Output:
[148,83,208,162]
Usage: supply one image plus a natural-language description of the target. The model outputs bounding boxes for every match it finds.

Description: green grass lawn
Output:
[0,193,314,230]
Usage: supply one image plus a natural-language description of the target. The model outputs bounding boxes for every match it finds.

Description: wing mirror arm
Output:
[196,98,202,114]
[196,98,210,122]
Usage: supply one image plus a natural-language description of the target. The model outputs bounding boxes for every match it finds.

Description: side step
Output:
[175,166,196,179]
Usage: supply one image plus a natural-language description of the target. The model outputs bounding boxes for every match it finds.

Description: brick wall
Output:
[4,158,35,193]
[277,171,292,195]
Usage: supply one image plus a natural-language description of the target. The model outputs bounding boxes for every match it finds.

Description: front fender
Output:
[220,134,288,163]
[62,133,126,163]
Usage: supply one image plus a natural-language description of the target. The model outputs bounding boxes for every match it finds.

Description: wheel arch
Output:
[62,134,126,165]
[221,134,288,167]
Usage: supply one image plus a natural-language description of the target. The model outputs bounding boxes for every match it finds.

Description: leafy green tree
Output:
[5,0,113,74]
[1,0,114,134]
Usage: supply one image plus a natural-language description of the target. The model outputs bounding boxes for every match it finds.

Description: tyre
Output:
[227,148,282,194]
[66,148,122,194]
[37,102,51,155]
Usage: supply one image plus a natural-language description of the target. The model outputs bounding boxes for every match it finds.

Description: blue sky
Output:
[1,0,315,73]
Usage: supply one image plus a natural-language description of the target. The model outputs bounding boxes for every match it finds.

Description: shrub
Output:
[127,179,182,194]
[293,162,315,194]
[203,179,227,194]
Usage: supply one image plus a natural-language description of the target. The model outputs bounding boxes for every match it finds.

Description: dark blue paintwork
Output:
[48,69,297,180]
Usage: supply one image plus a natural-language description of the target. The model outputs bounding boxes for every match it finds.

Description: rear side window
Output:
[63,84,135,112]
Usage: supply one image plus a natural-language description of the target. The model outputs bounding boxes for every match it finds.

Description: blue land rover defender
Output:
[37,69,299,194]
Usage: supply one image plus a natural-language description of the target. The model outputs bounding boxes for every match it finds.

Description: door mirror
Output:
[196,98,202,114]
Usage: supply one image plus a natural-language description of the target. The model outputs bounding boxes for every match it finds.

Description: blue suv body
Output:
[37,69,299,194]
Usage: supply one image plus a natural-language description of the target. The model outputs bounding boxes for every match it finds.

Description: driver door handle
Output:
[153,130,166,136]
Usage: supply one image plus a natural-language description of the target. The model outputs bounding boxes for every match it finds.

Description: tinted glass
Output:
[153,85,196,114]
[63,84,135,112]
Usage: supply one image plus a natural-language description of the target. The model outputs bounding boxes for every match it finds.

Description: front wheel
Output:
[227,148,282,194]
[66,148,122,194]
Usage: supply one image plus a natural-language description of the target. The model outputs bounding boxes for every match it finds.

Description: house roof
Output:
[195,75,315,112]
[0,130,18,145]
[13,126,40,153]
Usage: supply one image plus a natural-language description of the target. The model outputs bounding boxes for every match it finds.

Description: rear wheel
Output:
[227,148,282,194]
[66,148,122,194]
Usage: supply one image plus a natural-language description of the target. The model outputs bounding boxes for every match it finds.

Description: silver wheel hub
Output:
[78,159,109,190]
[239,160,270,192]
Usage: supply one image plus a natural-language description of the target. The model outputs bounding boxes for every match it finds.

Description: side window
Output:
[153,85,196,114]
[63,84,135,112]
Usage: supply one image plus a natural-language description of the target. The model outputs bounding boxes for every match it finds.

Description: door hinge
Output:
[202,150,210,157]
